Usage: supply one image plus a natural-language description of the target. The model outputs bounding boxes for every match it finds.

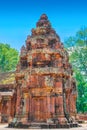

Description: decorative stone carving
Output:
[10,14,78,128]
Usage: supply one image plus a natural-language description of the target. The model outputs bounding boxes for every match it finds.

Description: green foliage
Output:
[0,43,19,72]
[76,27,87,46]
[65,27,87,113]
[65,27,87,48]
[74,71,87,113]
[70,47,87,79]
[64,36,76,48]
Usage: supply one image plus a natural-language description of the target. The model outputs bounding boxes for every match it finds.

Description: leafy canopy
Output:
[0,43,19,72]
[65,27,87,113]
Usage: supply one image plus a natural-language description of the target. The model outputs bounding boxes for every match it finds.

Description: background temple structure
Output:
[0,14,78,128]
[0,72,16,123]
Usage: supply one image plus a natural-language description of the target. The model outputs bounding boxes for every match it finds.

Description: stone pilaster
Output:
[7,97,12,122]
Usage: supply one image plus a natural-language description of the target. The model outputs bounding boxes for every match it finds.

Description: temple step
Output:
[29,123,41,129]
[29,126,41,129]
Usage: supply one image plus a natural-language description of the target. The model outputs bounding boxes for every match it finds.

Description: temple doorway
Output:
[30,98,46,122]
[1,100,8,123]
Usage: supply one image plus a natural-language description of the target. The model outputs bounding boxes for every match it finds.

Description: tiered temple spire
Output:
[10,14,78,128]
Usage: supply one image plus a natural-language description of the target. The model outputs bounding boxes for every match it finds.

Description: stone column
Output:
[23,98,26,114]
[37,99,40,121]
[50,96,55,118]
[58,78,68,124]
[43,96,47,120]
[29,95,32,121]
[0,96,2,123]
[47,94,51,119]
[7,97,12,122]
[16,86,21,115]
[26,97,29,114]
[70,93,77,117]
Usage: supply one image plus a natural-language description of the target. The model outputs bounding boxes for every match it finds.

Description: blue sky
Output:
[0,0,87,50]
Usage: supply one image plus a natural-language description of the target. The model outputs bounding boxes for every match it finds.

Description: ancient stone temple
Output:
[0,72,16,123]
[10,14,77,128]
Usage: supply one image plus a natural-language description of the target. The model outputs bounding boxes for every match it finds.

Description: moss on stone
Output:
[0,72,15,85]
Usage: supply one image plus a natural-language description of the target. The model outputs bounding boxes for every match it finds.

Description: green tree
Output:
[74,71,87,113]
[0,43,19,72]
[76,27,87,47]
[64,36,76,48]
[65,27,87,48]
[65,27,87,113]
[70,47,87,79]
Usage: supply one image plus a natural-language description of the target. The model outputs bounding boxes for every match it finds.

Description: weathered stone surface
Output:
[0,14,78,127]
[13,14,77,126]
[0,72,16,123]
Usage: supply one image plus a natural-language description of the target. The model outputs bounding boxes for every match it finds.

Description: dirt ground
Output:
[0,123,87,130]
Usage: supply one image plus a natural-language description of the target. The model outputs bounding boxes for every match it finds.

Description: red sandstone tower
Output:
[11,14,77,128]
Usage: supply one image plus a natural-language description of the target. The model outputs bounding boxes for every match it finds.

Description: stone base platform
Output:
[8,122,78,129]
